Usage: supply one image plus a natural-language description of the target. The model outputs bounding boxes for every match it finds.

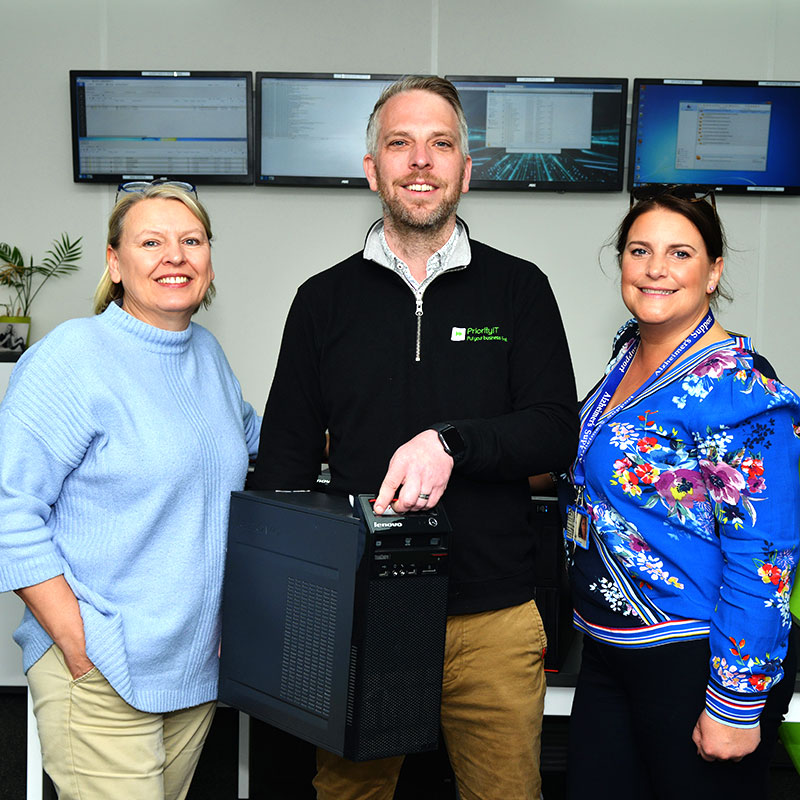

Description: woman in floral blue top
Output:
[566,190,800,799]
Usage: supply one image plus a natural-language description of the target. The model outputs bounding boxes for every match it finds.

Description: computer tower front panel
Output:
[220,491,451,761]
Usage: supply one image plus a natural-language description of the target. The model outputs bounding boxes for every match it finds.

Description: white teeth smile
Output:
[157,276,190,285]
[406,184,434,192]
[641,288,675,295]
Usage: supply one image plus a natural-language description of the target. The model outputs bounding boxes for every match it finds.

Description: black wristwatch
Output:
[430,423,465,463]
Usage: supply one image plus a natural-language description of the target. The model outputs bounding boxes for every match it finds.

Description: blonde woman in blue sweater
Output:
[0,184,260,800]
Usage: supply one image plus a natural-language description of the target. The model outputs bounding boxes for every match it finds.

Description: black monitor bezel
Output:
[445,74,628,192]
[254,71,402,188]
[69,69,254,185]
[628,77,800,196]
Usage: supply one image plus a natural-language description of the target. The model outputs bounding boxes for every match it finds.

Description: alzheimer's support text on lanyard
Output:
[565,311,715,550]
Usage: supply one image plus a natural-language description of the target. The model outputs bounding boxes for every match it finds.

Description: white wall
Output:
[1,0,799,688]
[2,1,800,680]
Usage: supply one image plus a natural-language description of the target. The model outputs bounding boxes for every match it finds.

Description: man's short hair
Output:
[365,76,469,159]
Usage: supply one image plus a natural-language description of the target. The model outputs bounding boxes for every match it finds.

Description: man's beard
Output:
[376,169,464,236]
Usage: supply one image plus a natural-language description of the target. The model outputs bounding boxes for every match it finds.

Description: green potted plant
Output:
[0,234,82,353]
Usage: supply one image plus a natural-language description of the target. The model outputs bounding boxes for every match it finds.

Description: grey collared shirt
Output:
[363,219,472,292]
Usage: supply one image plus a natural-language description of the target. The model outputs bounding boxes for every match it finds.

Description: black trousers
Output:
[566,633,797,800]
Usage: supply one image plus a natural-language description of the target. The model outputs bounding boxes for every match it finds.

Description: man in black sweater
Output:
[251,76,578,800]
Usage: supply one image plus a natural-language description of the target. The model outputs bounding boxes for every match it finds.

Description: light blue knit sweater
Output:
[0,302,260,712]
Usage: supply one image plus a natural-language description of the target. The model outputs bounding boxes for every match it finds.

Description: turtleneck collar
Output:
[100,300,194,355]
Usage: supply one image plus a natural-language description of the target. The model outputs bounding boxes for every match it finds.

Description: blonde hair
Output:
[93,184,216,315]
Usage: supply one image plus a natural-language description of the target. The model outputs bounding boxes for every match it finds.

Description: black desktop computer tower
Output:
[218,491,451,762]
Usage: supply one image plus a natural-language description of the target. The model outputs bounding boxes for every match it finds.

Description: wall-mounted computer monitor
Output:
[256,72,400,187]
[629,78,800,195]
[69,70,254,184]
[445,76,628,192]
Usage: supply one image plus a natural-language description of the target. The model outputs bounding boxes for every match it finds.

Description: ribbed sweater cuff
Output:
[705,682,766,728]
[0,553,64,593]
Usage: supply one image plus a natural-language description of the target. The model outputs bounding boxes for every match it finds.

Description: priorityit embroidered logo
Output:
[451,325,508,343]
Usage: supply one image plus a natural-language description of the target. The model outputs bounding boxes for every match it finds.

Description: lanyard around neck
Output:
[572,310,715,488]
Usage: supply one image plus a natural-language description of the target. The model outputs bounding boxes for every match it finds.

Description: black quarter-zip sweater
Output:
[252,235,579,615]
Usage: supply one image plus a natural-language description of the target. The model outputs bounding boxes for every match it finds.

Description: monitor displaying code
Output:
[70,71,253,183]
[257,73,398,187]
[447,76,627,191]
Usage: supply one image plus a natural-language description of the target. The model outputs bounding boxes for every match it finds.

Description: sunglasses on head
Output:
[115,179,198,203]
[629,183,717,214]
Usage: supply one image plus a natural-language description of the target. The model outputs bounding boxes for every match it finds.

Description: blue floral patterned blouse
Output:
[570,322,800,728]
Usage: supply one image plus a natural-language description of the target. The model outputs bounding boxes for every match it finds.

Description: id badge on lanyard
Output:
[565,311,715,553]
[565,488,590,550]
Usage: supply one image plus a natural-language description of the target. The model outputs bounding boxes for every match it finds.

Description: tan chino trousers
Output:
[27,645,216,800]
[314,599,548,800]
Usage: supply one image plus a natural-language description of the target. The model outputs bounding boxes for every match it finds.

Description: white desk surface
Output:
[547,683,799,720]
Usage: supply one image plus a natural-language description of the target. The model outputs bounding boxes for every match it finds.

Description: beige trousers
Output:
[314,599,548,800]
[26,645,216,800]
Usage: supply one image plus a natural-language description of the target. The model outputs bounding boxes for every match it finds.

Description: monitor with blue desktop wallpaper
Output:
[256,72,400,187]
[445,76,628,191]
[70,70,253,184]
[629,78,800,194]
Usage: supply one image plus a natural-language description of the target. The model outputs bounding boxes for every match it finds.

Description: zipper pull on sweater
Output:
[415,294,424,362]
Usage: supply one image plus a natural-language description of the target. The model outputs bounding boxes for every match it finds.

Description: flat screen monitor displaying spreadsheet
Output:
[445,75,628,191]
[256,72,400,187]
[69,70,254,184]
[629,78,800,194]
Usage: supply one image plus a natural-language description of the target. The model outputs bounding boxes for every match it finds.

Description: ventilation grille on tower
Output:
[279,576,338,718]
[350,575,448,760]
